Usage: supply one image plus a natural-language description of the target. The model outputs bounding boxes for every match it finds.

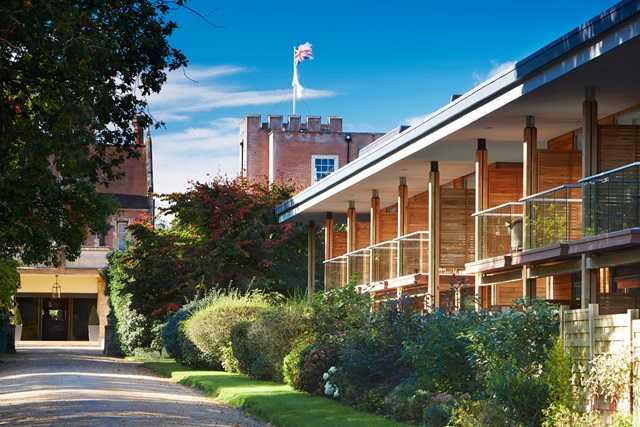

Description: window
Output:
[116,221,129,251]
[97,233,106,247]
[312,155,339,182]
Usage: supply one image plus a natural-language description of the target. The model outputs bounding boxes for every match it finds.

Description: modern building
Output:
[15,124,154,343]
[276,0,640,314]
[240,115,385,189]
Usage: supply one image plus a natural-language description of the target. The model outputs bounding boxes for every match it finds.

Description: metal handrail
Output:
[578,161,640,183]
[520,183,582,202]
[472,201,523,217]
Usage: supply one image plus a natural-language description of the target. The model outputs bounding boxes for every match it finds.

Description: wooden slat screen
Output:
[440,188,475,269]
[332,231,347,258]
[488,163,522,208]
[599,125,640,172]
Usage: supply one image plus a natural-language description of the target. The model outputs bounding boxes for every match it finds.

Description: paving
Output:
[0,345,264,426]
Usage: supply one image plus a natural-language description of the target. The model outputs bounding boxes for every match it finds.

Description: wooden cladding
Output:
[440,188,475,269]
[407,192,428,233]
[537,150,581,191]
[599,125,640,172]
[488,163,522,208]
[332,231,347,258]
[356,222,370,250]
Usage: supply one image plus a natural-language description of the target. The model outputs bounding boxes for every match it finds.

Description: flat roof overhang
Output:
[277,1,640,223]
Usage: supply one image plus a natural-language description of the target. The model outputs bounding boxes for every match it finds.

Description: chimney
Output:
[307,116,321,131]
[268,115,283,130]
[288,115,300,131]
[329,117,342,132]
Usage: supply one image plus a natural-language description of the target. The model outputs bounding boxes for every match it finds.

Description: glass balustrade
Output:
[324,255,347,289]
[347,248,371,286]
[370,240,398,282]
[397,231,429,276]
[523,184,582,249]
[581,162,640,236]
[473,202,524,259]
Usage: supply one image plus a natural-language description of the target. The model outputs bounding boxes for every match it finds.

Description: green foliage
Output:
[12,305,22,326]
[0,0,186,265]
[299,342,339,395]
[382,379,430,422]
[612,413,633,427]
[243,299,310,381]
[583,345,636,408]
[543,337,575,410]
[230,320,256,374]
[106,252,157,355]
[334,300,421,407]
[185,290,271,371]
[0,259,20,309]
[466,300,558,378]
[541,402,599,427]
[404,310,480,395]
[309,281,371,344]
[422,401,451,427]
[283,336,315,390]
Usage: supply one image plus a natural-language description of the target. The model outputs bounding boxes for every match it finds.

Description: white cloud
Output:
[405,115,426,127]
[152,117,242,195]
[472,60,517,85]
[149,65,335,122]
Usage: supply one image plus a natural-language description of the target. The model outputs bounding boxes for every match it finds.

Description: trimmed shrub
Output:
[283,336,315,390]
[300,341,339,395]
[244,299,310,381]
[185,290,271,371]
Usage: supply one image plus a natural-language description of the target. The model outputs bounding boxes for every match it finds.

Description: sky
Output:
[148,0,614,195]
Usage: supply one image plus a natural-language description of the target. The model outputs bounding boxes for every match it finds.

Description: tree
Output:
[118,177,309,319]
[0,1,187,266]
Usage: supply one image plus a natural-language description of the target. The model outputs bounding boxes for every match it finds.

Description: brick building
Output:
[240,115,385,190]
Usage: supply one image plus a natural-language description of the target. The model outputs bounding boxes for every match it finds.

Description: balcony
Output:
[324,231,432,290]
[473,202,523,260]
[523,184,582,250]
[582,162,640,236]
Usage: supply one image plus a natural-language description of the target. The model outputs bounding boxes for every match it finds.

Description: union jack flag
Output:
[294,42,313,64]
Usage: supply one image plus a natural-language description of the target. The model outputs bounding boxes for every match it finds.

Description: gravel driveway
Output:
[0,346,264,426]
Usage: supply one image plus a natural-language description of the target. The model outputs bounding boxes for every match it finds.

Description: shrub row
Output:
[159,284,567,426]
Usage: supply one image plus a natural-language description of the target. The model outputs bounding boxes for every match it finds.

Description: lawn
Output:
[142,359,410,427]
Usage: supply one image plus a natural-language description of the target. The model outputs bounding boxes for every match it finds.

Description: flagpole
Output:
[292,47,297,115]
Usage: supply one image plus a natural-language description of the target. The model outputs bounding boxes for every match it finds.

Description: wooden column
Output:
[474,139,489,310]
[307,221,316,299]
[397,177,408,237]
[428,162,441,308]
[346,201,356,253]
[324,213,334,260]
[522,116,537,301]
[370,190,380,245]
[581,87,598,308]
[397,178,408,276]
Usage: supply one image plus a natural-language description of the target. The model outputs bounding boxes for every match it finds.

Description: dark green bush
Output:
[382,378,430,422]
[334,300,421,407]
[106,253,157,355]
[185,290,271,371]
[230,320,255,374]
[405,310,480,396]
[300,341,338,395]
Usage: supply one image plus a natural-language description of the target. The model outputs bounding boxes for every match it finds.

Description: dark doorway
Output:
[73,298,95,341]
[42,298,68,340]
[16,298,39,340]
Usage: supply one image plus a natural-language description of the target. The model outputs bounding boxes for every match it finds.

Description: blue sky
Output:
[149,0,613,194]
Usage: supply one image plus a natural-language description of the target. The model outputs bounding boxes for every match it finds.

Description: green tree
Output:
[0,1,187,266]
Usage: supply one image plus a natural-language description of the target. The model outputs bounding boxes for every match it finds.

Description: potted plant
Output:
[88,305,100,342]
[13,306,22,342]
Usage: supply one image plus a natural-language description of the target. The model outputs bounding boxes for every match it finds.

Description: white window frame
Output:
[311,155,339,183]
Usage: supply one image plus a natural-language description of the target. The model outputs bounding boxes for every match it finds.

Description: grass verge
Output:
[143,359,410,427]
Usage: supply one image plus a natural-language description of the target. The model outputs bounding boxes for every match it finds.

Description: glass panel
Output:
[582,163,640,236]
[117,221,128,251]
[314,157,336,181]
[324,256,347,289]
[347,248,370,286]
[370,240,398,282]
[397,231,429,276]
[475,202,523,259]
[524,185,582,249]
